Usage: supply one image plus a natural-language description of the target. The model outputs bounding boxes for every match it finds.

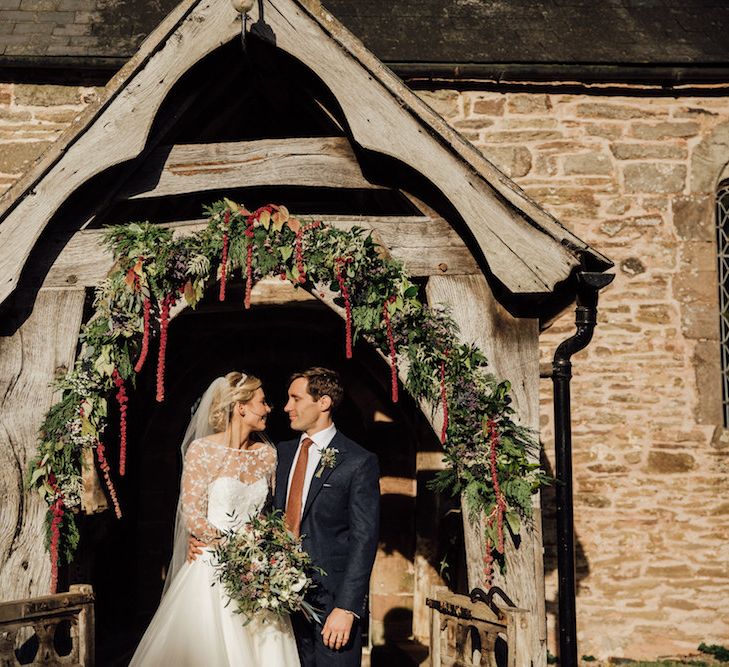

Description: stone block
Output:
[630,121,700,140]
[585,123,624,140]
[416,89,460,119]
[619,257,645,276]
[480,144,532,178]
[485,130,563,143]
[57,0,96,8]
[693,339,722,425]
[19,0,55,8]
[672,194,713,241]
[623,163,686,194]
[636,304,673,324]
[0,0,21,9]
[0,140,52,173]
[52,23,89,35]
[646,451,696,473]
[609,142,687,160]
[563,152,613,176]
[506,93,551,114]
[471,97,504,116]
[12,20,54,33]
[576,102,657,120]
[691,120,729,193]
[14,83,80,106]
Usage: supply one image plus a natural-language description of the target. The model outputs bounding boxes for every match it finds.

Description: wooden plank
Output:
[0,0,241,304]
[116,137,383,200]
[40,215,479,288]
[244,0,609,292]
[426,274,546,666]
[0,289,85,602]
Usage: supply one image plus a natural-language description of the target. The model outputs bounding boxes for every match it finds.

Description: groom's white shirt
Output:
[285,422,337,518]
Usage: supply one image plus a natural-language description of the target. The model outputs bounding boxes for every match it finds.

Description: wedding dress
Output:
[129,438,300,666]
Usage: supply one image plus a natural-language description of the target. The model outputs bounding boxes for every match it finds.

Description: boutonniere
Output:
[315,447,339,478]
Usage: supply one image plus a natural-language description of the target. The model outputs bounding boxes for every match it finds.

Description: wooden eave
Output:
[0,0,610,309]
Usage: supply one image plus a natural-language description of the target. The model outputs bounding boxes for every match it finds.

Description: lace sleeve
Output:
[181,439,221,543]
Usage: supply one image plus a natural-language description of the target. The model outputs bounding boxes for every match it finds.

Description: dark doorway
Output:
[69,282,461,664]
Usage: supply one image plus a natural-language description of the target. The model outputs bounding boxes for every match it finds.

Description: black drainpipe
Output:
[551,271,614,667]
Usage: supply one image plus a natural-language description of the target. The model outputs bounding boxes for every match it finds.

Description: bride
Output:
[129,372,300,666]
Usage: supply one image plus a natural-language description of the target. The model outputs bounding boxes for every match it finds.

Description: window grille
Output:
[717,181,729,427]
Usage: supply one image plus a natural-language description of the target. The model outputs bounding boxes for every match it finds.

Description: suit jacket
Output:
[274,430,380,617]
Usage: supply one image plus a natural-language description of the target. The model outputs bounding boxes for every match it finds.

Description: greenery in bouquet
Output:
[212,510,324,623]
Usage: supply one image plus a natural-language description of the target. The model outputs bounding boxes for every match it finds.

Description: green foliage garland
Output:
[27,199,547,591]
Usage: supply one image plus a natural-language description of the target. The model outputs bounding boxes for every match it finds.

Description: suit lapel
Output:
[302,432,345,521]
[275,440,298,510]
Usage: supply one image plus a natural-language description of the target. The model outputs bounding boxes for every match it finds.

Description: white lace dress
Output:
[129,439,300,666]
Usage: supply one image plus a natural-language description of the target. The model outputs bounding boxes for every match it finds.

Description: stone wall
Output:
[418,88,729,660]
[2,80,729,660]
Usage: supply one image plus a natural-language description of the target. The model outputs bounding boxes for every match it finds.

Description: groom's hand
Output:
[321,608,354,650]
[187,536,207,562]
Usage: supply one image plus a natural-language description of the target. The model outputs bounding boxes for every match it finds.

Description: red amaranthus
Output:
[134,296,151,373]
[156,294,175,402]
[48,476,64,594]
[112,368,128,476]
[487,417,507,554]
[383,295,399,403]
[96,442,122,519]
[219,209,230,301]
[440,357,449,444]
[334,257,354,359]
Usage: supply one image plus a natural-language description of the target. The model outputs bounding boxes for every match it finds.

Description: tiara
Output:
[235,373,248,388]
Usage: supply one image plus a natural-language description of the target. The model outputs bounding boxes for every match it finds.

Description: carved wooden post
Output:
[427,274,546,666]
[0,289,85,601]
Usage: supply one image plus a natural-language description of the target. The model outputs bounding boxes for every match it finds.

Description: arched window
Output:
[718,180,729,426]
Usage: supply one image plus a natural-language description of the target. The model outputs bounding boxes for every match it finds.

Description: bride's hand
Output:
[187,535,208,562]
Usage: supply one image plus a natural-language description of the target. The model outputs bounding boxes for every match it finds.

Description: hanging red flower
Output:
[487,417,507,554]
[47,475,64,594]
[219,209,230,301]
[156,294,175,402]
[334,257,354,359]
[440,355,449,444]
[96,442,122,519]
[134,296,152,373]
[112,368,128,476]
[383,295,398,403]
[244,212,257,309]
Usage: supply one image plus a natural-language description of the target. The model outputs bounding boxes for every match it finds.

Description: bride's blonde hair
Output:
[208,371,262,432]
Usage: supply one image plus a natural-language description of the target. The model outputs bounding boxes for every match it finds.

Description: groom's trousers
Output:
[291,611,362,667]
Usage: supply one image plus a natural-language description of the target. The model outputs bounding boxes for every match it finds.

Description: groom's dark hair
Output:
[290,367,343,410]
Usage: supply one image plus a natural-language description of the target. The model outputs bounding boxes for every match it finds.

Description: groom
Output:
[276,367,380,667]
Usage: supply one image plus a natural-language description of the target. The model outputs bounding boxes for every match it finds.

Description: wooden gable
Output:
[0,0,610,315]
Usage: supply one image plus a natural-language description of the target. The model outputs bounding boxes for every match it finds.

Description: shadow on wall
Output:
[539,450,590,627]
[370,608,429,666]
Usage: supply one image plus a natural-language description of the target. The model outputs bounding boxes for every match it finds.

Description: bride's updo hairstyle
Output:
[208,371,262,432]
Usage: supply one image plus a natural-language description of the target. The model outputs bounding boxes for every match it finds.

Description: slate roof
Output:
[0,0,728,70]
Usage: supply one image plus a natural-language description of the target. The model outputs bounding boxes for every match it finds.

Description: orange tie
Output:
[285,438,314,537]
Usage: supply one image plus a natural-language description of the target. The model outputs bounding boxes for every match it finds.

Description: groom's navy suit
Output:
[274,429,380,667]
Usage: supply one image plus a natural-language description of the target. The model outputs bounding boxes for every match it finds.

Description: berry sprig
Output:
[48,475,64,594]
[134,296,151,373]
[440,355,449,444]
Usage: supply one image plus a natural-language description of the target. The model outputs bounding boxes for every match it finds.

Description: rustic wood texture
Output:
[245,0,610,290]
[116,137,383,200]
[426,274,545,666]
[39,214,478,289]
[0,289,85,602]
[0,0,608,308]
[0,0,236,305]
[0,583,95,666]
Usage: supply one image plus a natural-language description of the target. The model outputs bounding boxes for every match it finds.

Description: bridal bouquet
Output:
[212,510,323,623]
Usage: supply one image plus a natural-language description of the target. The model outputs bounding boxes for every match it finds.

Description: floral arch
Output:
[28,199,546,593]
